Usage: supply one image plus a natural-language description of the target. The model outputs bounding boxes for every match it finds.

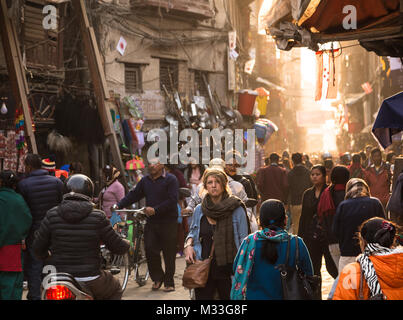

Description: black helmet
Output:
[0,170,18,189]
[64,174,94,199]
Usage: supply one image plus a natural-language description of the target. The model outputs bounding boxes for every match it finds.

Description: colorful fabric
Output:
[317,184,345,219]
[230,227,289,300]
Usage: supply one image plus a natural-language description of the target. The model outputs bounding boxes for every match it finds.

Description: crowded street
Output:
[1,0,403,310]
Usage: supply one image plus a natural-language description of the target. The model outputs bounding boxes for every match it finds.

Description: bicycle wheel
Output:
[101,248,130,292]
[133,238,149,287]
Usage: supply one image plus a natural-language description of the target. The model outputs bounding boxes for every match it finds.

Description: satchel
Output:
[182,243,214,289]
[276,236,321,300]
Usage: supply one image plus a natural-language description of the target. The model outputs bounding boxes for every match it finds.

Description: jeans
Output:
[144,222,177,287]
[24,247,44,300]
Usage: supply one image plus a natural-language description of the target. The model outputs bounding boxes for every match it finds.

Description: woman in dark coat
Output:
[298,165,338,299]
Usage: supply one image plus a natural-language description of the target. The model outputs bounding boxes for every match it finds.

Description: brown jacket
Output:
[256,164,289,203]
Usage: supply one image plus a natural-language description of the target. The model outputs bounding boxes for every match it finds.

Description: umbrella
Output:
[372,91,403,149]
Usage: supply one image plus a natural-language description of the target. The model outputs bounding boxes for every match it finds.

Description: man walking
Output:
[17,154,64,300]
[287,153,312,234]
[256,153,289,203]
[364,147,391,208]
[114,159,179,292]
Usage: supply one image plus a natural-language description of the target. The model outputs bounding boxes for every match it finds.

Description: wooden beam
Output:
[72,0,128,189]
[0,0,38,154]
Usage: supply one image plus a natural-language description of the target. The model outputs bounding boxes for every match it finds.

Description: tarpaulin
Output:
[372,91,403,149]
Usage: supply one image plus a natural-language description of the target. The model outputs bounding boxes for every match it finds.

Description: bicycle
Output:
[116,208,149,288]
[100,207,149,292]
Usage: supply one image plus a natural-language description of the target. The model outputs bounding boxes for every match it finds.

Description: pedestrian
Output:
[386,172,403,225]
[183,158,257,232]
[287,152,313,234]
[17,154,64,300]
[298,165,339,298]
[96,165,125,226]
[317,165,350,270]
[184,168,250,300]
[332,218,403,300]
[33,174,130,300]
[184,160,205,197]
[114,159,179,292]
[364,147,392,208]
[363,145,373,169]
[256,153,288,203]
[386,151,396,173]
[348,153,365,179]
[0,171,32,300]
[332,178,385,272]
[303,153,313,170]
[166,164,188,188]
[231,199,313,300]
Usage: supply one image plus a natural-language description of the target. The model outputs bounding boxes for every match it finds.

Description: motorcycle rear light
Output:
[46,285,76,300]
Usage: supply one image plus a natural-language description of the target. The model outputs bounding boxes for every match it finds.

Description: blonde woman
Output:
[184,168,250,300]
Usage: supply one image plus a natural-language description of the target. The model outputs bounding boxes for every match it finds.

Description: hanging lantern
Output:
[1,101,7,115]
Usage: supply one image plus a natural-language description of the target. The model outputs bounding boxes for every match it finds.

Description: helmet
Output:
[64,174,94,199]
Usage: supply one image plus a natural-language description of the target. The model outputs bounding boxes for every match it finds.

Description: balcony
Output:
[131,0,214,21]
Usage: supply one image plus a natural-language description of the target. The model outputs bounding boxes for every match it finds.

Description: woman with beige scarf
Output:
[184,168,250,300]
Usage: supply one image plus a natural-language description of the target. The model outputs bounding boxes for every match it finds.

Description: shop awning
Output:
[261,0,403,56]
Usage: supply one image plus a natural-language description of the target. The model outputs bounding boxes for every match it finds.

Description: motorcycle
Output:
[41,272,93,300]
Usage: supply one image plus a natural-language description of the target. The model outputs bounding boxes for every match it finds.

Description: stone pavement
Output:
[122,255,336,300]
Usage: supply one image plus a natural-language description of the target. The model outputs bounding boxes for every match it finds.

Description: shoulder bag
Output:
[182,243,214,289]
[276,236,321,300]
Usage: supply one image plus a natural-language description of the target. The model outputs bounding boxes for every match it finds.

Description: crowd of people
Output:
[0,144,402,300]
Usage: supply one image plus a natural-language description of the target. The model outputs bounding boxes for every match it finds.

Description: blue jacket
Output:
[17,169,64,240]
[117,172,178,224]
[186,204,249,261]
[245,235,313,300]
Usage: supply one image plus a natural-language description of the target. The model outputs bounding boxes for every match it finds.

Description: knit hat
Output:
[42,158,56,171]
[209,158,225,171]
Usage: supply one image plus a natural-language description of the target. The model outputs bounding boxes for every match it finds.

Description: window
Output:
[125,64,142,93]
[160,59,179,91]
[192,70,209,97]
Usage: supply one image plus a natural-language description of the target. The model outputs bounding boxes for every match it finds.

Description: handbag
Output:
[276,236,321,300]
[182,243,214,289]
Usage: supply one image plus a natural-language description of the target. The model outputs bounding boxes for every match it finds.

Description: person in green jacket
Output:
[0,170,32,300]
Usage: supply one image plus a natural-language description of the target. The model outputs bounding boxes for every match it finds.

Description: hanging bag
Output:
[276,236,321,300]
[182,243,214,289]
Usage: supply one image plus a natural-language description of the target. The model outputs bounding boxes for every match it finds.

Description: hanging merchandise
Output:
[245,59,256,75]
[254,118,278,145]
[126,156,145,170]
[315,48,340,101]
[122,96,144,119]
[255,87,270,117]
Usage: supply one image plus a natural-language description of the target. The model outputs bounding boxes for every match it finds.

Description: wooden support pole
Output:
[0,0,38,154]
[72,0,128,189]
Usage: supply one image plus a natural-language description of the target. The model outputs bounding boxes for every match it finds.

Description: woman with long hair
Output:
[184,168,250,300]
[231,199,313,300]
[317,165,350,270]
[298,165,339,298]
[333,217,403,300]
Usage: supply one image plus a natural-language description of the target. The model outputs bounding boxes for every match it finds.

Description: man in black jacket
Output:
[17,154,64,300]
[33,174,130,300]
[287,153,312,234]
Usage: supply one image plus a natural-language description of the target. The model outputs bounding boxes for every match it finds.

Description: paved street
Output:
[23,256,335,300]
[122,255,335,300]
